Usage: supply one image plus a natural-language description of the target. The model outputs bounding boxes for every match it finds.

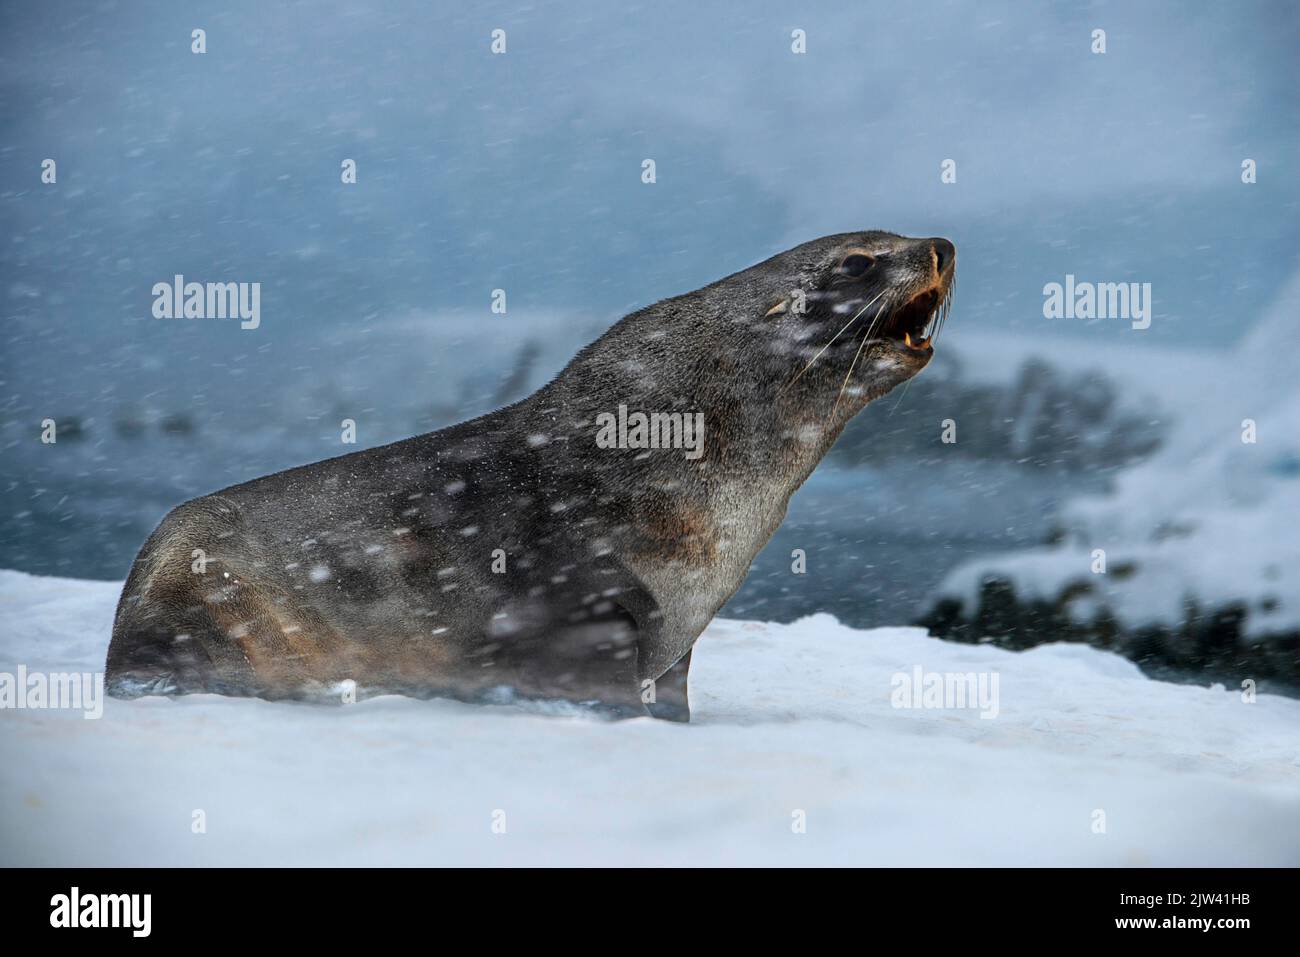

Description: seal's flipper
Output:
[494,597,647,718]
[646,648,691,723]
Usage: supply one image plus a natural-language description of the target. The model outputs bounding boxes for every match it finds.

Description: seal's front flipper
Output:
[646,648,691,723]
[503,599,647,718]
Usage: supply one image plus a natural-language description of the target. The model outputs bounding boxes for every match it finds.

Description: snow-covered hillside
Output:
[921,270,1300,683]
[1,570,1297,866]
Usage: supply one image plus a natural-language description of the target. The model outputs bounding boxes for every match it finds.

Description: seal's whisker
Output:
[784,289,886,389]
[888,375,915,416]
[862,292,897,342]
[830,327,872,422]
[933,276,955,347]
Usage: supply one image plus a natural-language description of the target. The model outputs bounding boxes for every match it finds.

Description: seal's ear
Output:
[766,288,808,318]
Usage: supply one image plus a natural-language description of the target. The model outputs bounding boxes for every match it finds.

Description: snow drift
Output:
[1,569,1297,866]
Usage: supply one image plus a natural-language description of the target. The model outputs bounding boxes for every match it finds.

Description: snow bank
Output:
[1,570,1297,866]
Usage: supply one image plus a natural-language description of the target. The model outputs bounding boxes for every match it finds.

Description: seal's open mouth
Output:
[882,286,950,351]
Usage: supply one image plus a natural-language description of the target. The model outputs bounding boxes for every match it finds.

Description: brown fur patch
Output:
[634,495,720,566]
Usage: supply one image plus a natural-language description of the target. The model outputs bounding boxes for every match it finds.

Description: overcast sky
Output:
[2,0,1297,418]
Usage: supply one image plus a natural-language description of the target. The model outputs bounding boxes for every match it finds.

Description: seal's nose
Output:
[931,238,955,276]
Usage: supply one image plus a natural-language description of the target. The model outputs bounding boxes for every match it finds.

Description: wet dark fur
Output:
[106,230,954,720]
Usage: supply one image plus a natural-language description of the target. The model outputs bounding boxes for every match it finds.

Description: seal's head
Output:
[557,230,956,467]
[755,231,955,412]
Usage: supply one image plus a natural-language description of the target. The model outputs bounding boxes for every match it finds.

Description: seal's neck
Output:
[538,298,866,482]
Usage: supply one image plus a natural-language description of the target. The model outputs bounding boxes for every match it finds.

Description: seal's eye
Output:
[838,253,873,278]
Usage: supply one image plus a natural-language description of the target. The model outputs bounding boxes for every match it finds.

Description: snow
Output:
[2,569,1298,866]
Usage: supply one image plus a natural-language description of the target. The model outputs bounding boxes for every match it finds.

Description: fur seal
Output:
[106,231,955,721]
